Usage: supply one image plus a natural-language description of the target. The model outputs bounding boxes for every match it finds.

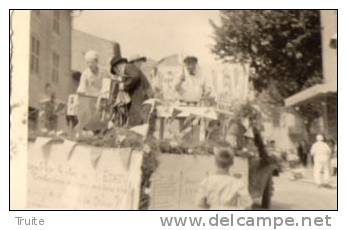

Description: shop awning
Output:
[285,83,337,107]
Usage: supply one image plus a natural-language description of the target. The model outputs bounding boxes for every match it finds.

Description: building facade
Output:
[285,10,337,141]
[29,10,73,108]
[28,10,74,131]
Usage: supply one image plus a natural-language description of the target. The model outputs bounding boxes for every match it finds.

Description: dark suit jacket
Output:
[112,63,152,127]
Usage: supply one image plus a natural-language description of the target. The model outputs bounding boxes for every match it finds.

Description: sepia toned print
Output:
[10,10,337,210]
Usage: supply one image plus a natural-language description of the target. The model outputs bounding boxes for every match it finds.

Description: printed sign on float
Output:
[27,139,143,210]
[67,94,79,116]
[149,154,248,210]
[215,64,250,115]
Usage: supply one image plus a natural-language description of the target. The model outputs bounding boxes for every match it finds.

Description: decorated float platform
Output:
[25,100,280,210]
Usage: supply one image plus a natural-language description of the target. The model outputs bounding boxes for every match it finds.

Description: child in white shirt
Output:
[196,146,253,210]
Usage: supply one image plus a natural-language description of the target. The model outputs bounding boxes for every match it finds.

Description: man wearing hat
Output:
[110,54,150,127]
[310,134,332,187]
[175,56,208,105]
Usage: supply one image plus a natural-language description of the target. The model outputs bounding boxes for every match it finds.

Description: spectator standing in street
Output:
[39,83,62,132]
[297,140,309,167]
[310,134,332,188]
[327,139,337,176]
[332,141,337,176]
[196,144,252,210]
[42,93,58,131]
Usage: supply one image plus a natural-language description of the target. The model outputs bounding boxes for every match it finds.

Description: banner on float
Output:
[216,64,250,114]
[27,138,143,210]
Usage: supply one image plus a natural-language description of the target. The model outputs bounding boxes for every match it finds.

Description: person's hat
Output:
[84,50,98,61]
[110,55,128,74]
[213,144,234,166]
[183,56,198,64]
[128,54,147,63]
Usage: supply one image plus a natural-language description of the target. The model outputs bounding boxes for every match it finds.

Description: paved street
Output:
[271,169,337,210]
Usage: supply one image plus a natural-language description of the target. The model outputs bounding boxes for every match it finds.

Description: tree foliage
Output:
[211,10,323,102]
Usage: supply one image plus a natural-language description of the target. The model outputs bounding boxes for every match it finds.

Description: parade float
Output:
[26,63,280,210]
[144,100,280,210]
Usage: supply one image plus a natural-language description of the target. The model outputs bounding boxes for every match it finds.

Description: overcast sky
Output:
[73,10,221,65]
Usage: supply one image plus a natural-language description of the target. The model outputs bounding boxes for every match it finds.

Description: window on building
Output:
[52,52,60,83]
[53,11,60,34]
[30,36,40,74]
[28,107,39,130]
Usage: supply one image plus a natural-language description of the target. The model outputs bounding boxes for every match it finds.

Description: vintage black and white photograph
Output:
[10,10,337,210]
